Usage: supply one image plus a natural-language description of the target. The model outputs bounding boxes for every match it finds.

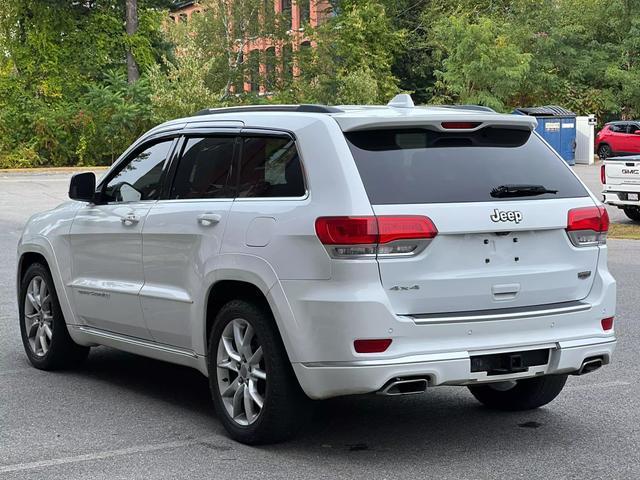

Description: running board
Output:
[72,325,198,359]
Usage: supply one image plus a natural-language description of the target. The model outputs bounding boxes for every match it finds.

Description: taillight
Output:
[354,338,392,353]
[601,164,606,184]
[315,216,437,258]
[601,317,614,331]
[441,121,481,129]
[566,206,609,247]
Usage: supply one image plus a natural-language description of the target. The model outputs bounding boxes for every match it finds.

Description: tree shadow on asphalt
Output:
[65,346,579,462]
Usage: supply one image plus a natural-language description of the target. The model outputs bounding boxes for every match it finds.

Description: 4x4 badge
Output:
[490,209,523,224]
[389,285,420,291]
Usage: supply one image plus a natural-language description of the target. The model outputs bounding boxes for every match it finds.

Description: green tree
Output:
[428,14,531,110]
[148,0,291,116]
[0,0,168,167]
[290,0,405,104]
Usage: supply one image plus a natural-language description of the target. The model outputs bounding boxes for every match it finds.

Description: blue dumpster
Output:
[513,106,577,165]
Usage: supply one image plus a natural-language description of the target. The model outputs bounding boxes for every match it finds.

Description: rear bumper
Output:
[278,245,615,399]
[293,337,616,399]
[603,190,640,207]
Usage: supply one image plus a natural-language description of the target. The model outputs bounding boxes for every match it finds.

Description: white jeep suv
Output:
[17,95,616,444]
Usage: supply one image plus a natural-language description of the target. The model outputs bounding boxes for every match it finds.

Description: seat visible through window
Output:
[171,136,235,199]
[237,136,305,198]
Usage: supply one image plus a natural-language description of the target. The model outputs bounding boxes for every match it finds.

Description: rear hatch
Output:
[604,156,640,187]
[343,121,601,315]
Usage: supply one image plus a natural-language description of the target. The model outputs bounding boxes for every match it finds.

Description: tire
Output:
[207,299,307,444]
[598,144,611,159]
[468,374,568,411]
[19,262,90,370]
[623,206,640,222]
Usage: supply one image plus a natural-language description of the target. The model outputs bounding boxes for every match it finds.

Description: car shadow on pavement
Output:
[74,346,214,414]
[67,346,577,462]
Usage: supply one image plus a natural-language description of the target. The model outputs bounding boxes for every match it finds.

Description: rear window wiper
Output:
[490,184,558,198]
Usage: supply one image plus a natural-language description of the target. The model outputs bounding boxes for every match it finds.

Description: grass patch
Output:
[609,223,640,240]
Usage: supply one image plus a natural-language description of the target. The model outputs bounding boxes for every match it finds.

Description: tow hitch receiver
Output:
[470,349,550,376]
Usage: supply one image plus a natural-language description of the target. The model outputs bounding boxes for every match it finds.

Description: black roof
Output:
[514,106,576,117]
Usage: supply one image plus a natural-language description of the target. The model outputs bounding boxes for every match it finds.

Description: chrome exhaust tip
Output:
[575,357,604,376]
[377,378,429,396]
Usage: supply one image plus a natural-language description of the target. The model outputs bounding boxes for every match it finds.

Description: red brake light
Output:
[601,317,614,331]
[566,206,609,247]
[567,206,609,232]
[441,121,481,129]
[377,216,438,243]
[315,217,378,245]
[354,338,392,353]
[600,164,606,184]
[315,216,438,257]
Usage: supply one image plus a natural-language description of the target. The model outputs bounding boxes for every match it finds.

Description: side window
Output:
[103,140,173,203]
[610,124,626,133]
[170,136,235,199]
[627,124,640,134]
[237,136,305,198]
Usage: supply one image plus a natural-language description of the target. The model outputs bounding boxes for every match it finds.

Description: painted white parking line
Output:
[0,437,228,473]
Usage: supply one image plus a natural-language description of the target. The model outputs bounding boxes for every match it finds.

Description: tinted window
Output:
[103,140,173,203]
[171,137,235,199]
[627,124,640,134]
[345,127,588,204]
[237,136,305,198]
[609,123,626,133]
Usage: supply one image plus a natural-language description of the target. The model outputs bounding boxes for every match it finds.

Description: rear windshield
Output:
[345,127,588,204]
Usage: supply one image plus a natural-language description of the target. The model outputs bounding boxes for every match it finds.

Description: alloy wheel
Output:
[216,318,266,425]
[24,276,53,357]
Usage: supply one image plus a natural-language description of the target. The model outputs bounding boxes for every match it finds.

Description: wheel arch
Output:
[597,142,611,157]
[203,256,299,366]
[17,239,78,326]
[205,279,272,353]
[18,251,50,287]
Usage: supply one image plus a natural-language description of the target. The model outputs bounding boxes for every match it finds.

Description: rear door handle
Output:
[121,214,140,226]
[197,213,222,226]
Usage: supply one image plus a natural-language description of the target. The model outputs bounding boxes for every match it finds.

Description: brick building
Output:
[169,1,331,94]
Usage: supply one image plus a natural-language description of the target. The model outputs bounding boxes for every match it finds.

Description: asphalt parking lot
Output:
[1,166,639,479]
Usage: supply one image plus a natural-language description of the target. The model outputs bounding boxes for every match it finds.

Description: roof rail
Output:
[193,104,343,116]
[437,105,497,113]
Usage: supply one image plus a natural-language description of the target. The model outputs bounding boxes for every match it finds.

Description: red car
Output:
[596,121,640,158]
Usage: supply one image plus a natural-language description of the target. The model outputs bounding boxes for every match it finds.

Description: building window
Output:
[265,47,277,92]
[299,0,310,25]
[282,43,293,84]
[248,49,260,93]
[299,40,312,68]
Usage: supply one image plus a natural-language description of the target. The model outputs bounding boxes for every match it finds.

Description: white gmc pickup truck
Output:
[602,155,640,221]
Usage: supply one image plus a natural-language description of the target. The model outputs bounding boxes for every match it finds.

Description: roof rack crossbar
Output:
[193,104,343,116]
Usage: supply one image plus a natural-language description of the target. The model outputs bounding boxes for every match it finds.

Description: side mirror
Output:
[69,172,96,202]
